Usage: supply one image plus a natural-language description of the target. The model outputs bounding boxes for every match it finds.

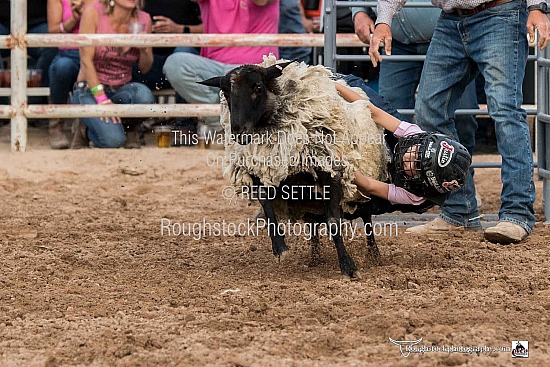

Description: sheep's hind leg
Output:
[309,230,321,267]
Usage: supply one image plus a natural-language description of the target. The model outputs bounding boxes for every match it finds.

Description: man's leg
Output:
[410,13,481,232]
[468,1,534,242]
[163,53,238,130]
[378,41,427,112]
[163,53,238,105]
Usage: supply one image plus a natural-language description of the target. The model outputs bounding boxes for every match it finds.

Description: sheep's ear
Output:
[265,61,294,80]
[197,75,230,90]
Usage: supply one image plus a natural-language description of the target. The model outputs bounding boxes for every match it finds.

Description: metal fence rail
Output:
[537,46,550,223]
[0,1,367,152]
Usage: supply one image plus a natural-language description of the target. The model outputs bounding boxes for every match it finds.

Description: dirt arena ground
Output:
[0,127,549,366]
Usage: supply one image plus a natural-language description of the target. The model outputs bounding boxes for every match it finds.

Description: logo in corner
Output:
[438,140,454,168]
[512,341,528,358]
[389,337,423,358]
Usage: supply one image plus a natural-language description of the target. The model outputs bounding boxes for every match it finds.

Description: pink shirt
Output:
[60,0,80,50]
[198,0,279,64]
[387,121,428,205]
[92,1,151,86]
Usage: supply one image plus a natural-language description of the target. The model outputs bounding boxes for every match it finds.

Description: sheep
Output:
[199,55,428,278]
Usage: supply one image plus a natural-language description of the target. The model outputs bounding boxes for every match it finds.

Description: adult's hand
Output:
[353,11,375,45]
[368,23,392,67]
[99,99,122,124]
[152,15,181,33]
[527,10,550,50]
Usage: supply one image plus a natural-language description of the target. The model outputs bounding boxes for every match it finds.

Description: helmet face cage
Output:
[394,133,472,195]
[393,133,430,191]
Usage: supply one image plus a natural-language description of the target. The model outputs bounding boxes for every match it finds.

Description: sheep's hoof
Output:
[276,250,290,264]
[341,270,362,281]
[271,242,289,257]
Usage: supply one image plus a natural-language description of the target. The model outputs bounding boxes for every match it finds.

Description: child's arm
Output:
[335,82,401,133]
[354,172,427,205]
[354,171,390,200]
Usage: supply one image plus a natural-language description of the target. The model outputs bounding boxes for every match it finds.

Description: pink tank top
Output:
[198,0,279,64]
[60,0,80,50]
[92,1,151,86]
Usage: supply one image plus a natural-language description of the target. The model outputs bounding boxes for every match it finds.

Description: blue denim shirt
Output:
[351,0,441,44]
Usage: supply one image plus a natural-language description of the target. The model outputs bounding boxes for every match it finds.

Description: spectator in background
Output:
[0,0,58,87]
[71,0,154,149]
[163,0,279,134]
[0,0,58,142]
[133,0,203,91]
[47,0,95,149]
[279,0,312,64]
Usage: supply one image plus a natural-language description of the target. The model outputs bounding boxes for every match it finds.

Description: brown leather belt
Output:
[453,0,514,16]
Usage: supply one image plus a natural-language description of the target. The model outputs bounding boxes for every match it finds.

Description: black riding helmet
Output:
[391,132,472,203]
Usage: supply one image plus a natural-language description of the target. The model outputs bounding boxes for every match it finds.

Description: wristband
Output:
[91,84,104,95]
[59,22,67,33]
[95,94,108,104]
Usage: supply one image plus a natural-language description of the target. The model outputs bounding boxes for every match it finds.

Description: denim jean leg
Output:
[110,82,155,129]
[415,14,480,227]
[448,81,481,228]
[465,2,534,232]
[173,46,200,55]
[71,86,126,148]
[49,50,80,104]
[162,53,239,104]
[109,82,155,105]
[378,41,428,111]
[28,23,57,87]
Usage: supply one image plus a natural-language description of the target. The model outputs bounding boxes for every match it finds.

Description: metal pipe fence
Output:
[0,1,366,152]
[536,46,550,223]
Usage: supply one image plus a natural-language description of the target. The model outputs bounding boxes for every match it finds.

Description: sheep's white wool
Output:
[221,55,387,213]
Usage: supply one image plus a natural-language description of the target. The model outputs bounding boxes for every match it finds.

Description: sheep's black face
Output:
[198,62,293,145]
[227,69,275,145]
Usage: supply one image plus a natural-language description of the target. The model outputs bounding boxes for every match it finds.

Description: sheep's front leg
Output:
[252,176,289,257]
[318,172,360,279]
[362,213,381,266]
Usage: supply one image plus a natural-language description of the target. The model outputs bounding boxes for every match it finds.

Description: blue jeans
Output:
[49,49,80,104]
[71,82,155,148]
[163,53,239,128]
[379,41,430,111]
[416,0,534,232]
[163,53,239,105]
[379,40,479,135]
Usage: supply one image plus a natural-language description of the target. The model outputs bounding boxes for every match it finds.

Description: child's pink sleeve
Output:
[387,184,427,205]
[394,121,424,138]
